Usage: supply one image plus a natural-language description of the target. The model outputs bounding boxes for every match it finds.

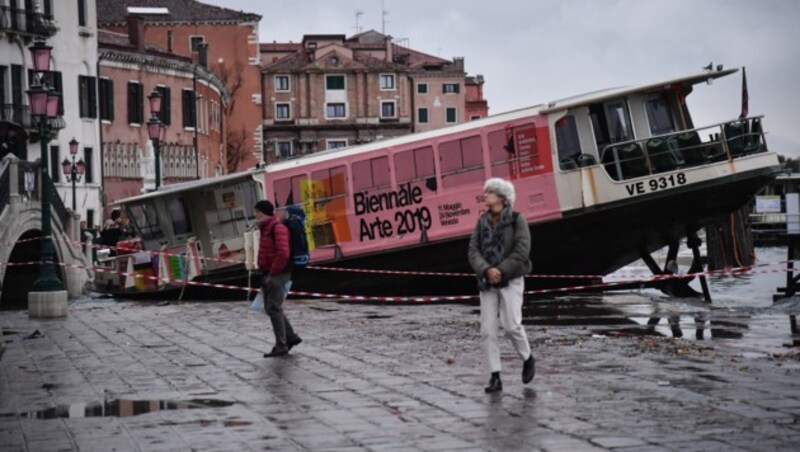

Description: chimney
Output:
[385,36,393,62]
[127,14,145,51]
[198,43,209,68]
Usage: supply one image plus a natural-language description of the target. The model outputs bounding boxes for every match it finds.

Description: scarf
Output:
[479,205,512,267]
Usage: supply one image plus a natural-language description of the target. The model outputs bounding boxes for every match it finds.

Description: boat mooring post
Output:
[774,193,800,301]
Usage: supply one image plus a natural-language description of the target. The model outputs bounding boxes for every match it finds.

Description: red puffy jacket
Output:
[258,217,290,275]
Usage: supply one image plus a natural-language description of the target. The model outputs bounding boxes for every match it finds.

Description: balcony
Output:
[0,6,57,39]
[0,104,32,129]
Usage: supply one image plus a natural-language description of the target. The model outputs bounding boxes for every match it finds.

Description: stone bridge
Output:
[0,156,91,308]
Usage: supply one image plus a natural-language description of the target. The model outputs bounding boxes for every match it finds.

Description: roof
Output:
[541,68,739,113]
[98,29,175,56]
[111,169,264,206]
[260,43,304,53]
[98,0,260,26]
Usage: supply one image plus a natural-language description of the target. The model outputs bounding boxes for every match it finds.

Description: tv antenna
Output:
[354,9,364,33]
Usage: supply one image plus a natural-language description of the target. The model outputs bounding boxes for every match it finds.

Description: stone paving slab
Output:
[0,297,798,451]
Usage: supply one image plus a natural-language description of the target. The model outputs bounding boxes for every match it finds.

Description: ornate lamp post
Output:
[147,89,163,189]
[61,138,85,210]
[26,39,67,316]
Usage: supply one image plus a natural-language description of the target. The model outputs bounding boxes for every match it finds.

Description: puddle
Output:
[0,398,235,420]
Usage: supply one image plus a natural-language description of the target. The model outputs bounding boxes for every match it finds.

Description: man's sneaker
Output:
[522,354,535,384]
[263,346,289,358]
[287,337,302,351]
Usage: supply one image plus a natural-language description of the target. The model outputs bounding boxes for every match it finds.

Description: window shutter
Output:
[89,76,97,118]
[107,79,115,121]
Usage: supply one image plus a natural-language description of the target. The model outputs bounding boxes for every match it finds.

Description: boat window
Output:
[487,129,514,178]
[273,173,307,207]
[605,100,633,143]
[440,135,485,188]
[645,95,676,135]
[241,182,258,221]
[310,165,347,200]
[167,197,192,236]
[126,202,164,241]
[352,156,390,191]
[394,146,435,184]
[555,115,582,169]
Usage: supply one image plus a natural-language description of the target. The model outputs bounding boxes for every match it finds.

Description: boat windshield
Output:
[126,201,164,241]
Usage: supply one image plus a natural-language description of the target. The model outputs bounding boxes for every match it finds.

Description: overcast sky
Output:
[208,0,800,155]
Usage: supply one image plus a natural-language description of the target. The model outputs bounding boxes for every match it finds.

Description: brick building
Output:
[260,30,489,161]
[98,22,228,208]
[98,0,262,172]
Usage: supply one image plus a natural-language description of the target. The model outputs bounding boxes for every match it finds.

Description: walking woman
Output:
[468,177,535,393]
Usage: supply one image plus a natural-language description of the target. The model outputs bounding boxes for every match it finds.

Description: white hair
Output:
[483,177,516,207]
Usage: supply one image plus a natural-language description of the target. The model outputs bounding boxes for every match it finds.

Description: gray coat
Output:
[468,211,532,285]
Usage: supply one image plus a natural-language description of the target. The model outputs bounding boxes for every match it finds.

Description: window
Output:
[417,83,428,94]
[98,78,114,121]
[78,76,97,119]
[182,89,196,128]
[190,36,205,52]
[83,147,93,183]
[471,115,481,120]
[394,146,435,184]
[555,114,582,169]
[439,136,484,188]
[326,103,346,118]
[443,83,460,94]
[645,95,675,135]
[167,30,173,53]
[379,74,395,90]
[11,65,22,107]
[311,165,347,200]
[446,107,457,124]
[77,0,86,27]
[50,146,59,183]
[417,108,429,124]
[275,75,290,91]
[0,66,6,112]
[327,139,347,150]
[352,156,390,191]
[86,209,94,229]
[51,71,63,115]
[168,197,192,235]
[156,86,171,125]
[43,0,52,17]
[604,99,632,143]
[273,173,306,207]
[126,202,164,240]
[127,81,144,124]
[380,101,396,118]
[275,102,291,120]
[326,75,345,90]
[276,141,293,158]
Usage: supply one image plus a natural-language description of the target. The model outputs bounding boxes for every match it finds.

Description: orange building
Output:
[98,25,227,208]
[260,30,489,161]
[98,0,262,172]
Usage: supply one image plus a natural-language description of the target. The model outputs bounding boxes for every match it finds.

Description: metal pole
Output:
[154,138,161,189]
[71,155,76,211]
[33,119,63,291]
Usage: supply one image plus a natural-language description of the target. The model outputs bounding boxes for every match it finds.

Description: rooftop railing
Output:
[598,116,768,181]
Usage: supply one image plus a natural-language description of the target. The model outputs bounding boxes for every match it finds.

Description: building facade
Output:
[1,0,103,228]
[98,22,228,210]
[260,30,489,162]
[98,0,262,172]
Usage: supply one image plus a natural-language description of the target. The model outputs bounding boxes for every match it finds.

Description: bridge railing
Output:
[0,157,67,229]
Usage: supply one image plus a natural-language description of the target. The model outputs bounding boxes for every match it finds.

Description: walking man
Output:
[255,200,302,357]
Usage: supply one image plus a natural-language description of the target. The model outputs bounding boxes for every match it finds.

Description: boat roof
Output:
[265,68,740,173]
[110,168,265,206]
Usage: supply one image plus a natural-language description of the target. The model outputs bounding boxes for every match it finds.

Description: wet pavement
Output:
[1,290,799,451]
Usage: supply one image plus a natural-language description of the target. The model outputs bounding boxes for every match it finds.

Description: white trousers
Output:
[480,276,531,373]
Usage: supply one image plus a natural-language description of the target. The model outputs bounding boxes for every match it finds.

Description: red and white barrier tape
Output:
[0,258,795,303]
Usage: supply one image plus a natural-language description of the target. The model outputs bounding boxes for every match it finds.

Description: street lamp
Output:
[25,39,64,295]
[61,138,85,211]
[147,88,163,189]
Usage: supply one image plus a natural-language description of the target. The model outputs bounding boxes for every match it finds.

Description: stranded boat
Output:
[94,68,781,299]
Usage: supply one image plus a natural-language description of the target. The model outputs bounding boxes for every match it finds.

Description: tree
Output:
[216,61,252,173]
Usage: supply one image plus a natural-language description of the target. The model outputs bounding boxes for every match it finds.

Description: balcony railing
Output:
[1,104,32,129]
[0,6,57,37]
[596,116,768,181]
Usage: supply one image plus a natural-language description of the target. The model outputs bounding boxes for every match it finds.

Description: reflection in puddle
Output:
[1,398,235,420]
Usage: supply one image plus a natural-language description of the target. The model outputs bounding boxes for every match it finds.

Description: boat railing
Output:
[599,116,767,181]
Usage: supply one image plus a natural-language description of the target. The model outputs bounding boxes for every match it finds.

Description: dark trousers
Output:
[262,273,297,348]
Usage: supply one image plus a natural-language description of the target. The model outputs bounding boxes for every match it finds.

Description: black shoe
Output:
[522,354,535,384]
[485,373,502,393]
[287,337,302,351]
[263,346,289,358]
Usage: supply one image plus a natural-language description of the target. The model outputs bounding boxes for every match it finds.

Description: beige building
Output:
[260,31,488,161]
